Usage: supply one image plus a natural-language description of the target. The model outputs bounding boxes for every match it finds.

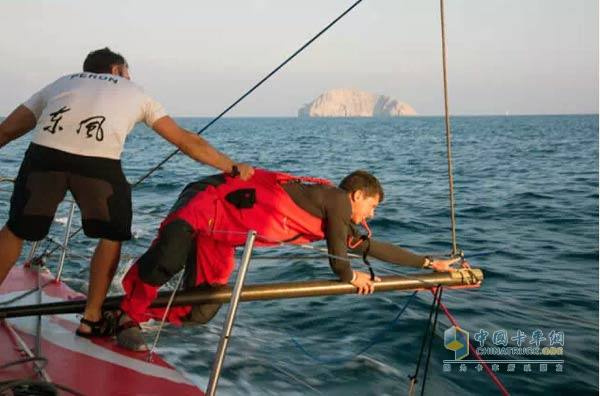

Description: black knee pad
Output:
[182,284,226,325]
[183,284,227,325]
[138,220,195,286]
[184,303,223,325]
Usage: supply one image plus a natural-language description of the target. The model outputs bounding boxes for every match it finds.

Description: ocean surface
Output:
[0,115,598,395]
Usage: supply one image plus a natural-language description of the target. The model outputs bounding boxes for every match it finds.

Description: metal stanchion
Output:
[55,201,76,282]
[206,230,257,396]
[34,268,42,364]
[26,241,39,263]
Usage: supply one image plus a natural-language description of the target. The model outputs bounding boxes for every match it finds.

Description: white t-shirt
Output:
[23,72,167,160]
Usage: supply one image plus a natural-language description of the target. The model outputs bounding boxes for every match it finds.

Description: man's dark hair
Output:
[339,170,384,202]
[83,47,127,73]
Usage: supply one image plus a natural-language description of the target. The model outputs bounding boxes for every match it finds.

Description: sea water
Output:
[0,115,597,395]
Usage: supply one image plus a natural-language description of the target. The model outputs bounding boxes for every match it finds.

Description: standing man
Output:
[0,47,253,337]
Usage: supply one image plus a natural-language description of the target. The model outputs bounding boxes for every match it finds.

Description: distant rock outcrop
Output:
[298,88,416,117]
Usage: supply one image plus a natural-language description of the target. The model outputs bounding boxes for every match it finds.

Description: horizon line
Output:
[0,113,598,119]
[168,113,599,118]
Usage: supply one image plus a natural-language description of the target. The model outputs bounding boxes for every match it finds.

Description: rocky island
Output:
[298,88,416,117]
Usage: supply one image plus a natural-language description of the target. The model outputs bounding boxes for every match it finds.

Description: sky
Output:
[0,0,597,116]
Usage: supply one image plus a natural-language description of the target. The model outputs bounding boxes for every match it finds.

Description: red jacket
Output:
[165,168,333,246]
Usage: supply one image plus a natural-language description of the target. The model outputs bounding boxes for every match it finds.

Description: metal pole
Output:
[55,201,76,281]
[206,230,257,396]
[0,269,484,319]
[3,319,51,382]
[439,0,459,255]
[26,241,39,262]
[34,267,42,363]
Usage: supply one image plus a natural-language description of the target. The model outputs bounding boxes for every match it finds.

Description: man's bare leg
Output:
[0,226,24,286]
[78,238,121,333]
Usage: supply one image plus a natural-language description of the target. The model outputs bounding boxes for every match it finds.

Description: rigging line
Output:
[384,265,598,328]
[420,286,443,396]
[0,356,48,371]
[408,286,442,396]
[210,229,360,263]
[132,0,366,188]
[146,271,184,362]
[0,380,85,396]
[439,0,458,255]
[31,0,368,255]
[435,295,510,396]
[268,363,324,395]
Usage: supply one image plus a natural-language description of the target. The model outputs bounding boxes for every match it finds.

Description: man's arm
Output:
[351,238,464,272]
[151,116,253,180]
[0,105,37,149]
[351,239,424,268]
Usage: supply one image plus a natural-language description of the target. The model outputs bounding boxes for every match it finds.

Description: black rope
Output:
[241,255,325,260]
[408,286,442,394]
[0,379,84,396]
[38,229,81,261]
[0,355,83,396]
[361,239,376,280]
[133,0,365,187]
[420,286,443,396]
[0,357,48,371]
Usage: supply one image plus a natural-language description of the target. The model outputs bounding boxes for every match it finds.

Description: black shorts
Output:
[7,143,132,241]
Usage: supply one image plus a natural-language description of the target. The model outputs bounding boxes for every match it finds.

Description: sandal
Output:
[75,311,117,338]
[115,311,148,352]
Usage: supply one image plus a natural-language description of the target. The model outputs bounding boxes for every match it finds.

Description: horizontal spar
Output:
[0,269,483,319]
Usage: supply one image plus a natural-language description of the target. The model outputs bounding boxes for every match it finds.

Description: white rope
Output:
[146,271,184,362]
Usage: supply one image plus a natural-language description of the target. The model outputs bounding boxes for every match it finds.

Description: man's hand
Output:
[350,270,381,295]
[0,105,37,149]
[233,163,254,180]
[431,257,471,272]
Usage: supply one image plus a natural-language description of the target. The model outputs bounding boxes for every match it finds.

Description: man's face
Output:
[349,190,380,224]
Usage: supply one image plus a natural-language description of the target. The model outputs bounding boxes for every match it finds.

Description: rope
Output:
[132,0,365,188]
[289,290,418,364]
[210,229,359,263]
[0,379,84,396]
[408,286,442,396]
[0,357,48,371]
[0,354,82,396]
[146,271,184,362]
[433,292,510,396]
[439,0,458,255]
[420,287,443,396]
